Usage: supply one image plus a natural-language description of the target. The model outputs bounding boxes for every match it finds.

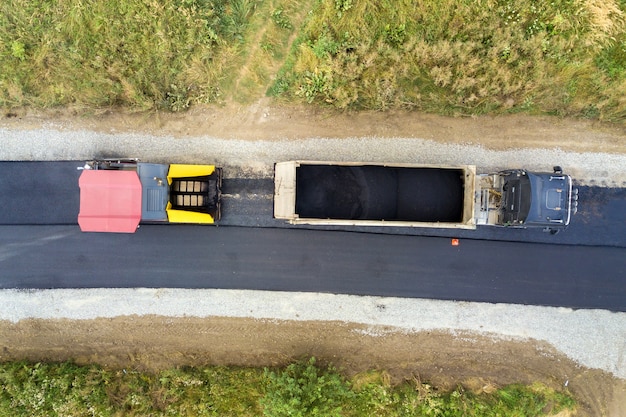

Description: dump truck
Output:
[273,161,578,233]
[78,159,222,233]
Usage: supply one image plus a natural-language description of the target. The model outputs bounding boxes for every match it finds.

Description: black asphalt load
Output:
[294,165,464,222]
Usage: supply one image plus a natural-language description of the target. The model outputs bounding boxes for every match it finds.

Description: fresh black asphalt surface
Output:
[0,225,624,311]
[0,161,81,224]
[0,162,624,311]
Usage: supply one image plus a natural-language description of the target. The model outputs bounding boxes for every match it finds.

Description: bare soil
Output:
[1,316,625,417]
[2,101,625,154]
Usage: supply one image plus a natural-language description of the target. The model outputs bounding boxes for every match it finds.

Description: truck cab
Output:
[477,167,578,233]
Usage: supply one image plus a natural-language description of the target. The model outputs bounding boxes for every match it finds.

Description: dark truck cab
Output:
[498,167,578,233]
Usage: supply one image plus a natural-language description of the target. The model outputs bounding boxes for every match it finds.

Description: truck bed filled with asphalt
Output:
[295,165,465,222]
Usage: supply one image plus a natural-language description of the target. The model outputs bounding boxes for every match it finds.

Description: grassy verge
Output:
[270,0,626,121]
[0,358,575,416]
[1,0,624,121]
[219,0,314,103]
[0,0,313,111]
[0,0,265,111]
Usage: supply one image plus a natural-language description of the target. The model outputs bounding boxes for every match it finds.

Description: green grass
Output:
[0,359,575,417]
[1,0,625,121]
[270,0,626,121]
[219,0,314,104]
[0,0,263,110]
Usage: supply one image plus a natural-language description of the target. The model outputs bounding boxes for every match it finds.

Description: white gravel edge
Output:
[2,128,626,186]
[1,288,625,379]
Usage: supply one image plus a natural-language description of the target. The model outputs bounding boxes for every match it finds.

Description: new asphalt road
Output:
[0,225,624,311]
[0,162,624,311]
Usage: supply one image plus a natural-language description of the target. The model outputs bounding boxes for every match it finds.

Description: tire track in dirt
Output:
[230,0,313,101]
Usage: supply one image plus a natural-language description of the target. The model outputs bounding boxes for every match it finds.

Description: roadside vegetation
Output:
[271,0,626,121]
[0,358,575,416]
[1,0,625,121]
[0,0,304,111]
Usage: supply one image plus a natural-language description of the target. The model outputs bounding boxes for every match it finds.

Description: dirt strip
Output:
[1,316,625,417]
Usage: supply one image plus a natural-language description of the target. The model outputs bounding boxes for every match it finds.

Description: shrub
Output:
[0,360,576,417]
[261,357,354,417]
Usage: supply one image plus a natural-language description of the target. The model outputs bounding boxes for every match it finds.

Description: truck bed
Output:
[296,165,465,222]
[274,161,477,228]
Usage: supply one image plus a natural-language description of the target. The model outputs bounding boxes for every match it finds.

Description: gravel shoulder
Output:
[1,105,625,416]
[1,289,625,417]
[2,103,626,154]
[2,103,626,186]
[2,289,625,378]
